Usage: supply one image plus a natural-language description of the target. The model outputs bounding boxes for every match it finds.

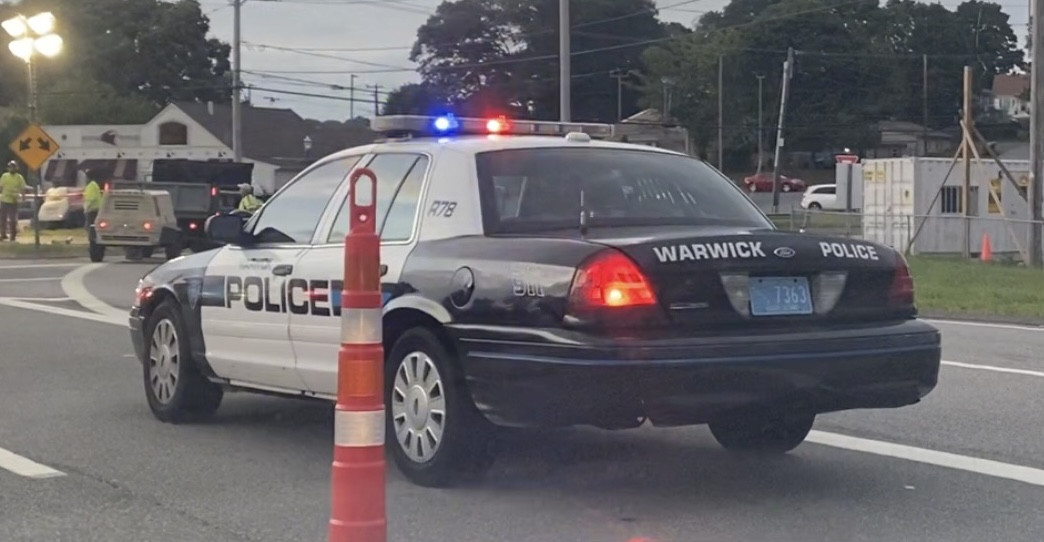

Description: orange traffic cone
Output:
[980,232,992,263]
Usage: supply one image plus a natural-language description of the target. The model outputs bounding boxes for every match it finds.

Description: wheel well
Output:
[383,308,457,364]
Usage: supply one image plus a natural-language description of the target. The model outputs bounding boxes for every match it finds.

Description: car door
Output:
[290,152,432,397]
[200,156,361,392]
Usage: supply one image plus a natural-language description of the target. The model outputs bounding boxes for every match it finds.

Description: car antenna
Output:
[578,188,589,237]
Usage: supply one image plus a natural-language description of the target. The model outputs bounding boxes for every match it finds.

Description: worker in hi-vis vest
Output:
[237,183,261,214]
[83,173,103,231]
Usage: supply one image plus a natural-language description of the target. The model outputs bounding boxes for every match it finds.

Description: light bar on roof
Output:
[371,114,615,139]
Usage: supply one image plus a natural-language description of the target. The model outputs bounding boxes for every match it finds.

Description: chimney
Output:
[207,101,214,115]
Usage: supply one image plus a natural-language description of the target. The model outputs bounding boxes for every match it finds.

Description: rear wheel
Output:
[748,183,757,193]
[782,183,792,192]
[808,202,822,210]
[164,243,182,260]
[386,327,497,487]
[88,241,105,263]
[143,300,223,423]
[709,413,815,454]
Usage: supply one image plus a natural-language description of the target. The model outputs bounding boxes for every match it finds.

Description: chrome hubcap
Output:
[148,320,179,404]
[391,351,445,463]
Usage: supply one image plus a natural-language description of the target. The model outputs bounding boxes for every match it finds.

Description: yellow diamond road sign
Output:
[9,123,60,171]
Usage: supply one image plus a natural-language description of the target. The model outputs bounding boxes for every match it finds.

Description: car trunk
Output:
[578,226,906,328]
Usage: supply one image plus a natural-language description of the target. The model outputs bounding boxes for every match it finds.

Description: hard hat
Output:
[237,183,252,191]
[7,160,16,167]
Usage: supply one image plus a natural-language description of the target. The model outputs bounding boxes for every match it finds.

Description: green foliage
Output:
[393,0,1025,170]
[0,0,230,121]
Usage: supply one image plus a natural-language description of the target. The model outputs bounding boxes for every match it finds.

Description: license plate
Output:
[748,277,813,316]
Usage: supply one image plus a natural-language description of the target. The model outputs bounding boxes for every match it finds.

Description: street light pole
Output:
[756,74,765,174]
[232,0,243,163]
[3,11,62,252]
[559,0,571,122]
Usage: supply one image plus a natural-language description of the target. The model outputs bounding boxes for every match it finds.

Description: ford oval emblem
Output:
[774,246,796,258]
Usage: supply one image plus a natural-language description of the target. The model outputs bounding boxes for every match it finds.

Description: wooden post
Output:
[961,66,973,260]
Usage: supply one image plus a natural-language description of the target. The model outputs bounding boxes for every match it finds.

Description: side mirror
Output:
[204,213,249,245]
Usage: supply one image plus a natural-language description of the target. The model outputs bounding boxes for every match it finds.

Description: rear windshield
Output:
[474,147,771,234]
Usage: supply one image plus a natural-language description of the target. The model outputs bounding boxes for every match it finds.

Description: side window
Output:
[250,156,361,244]
[327,153,428,243]
[819,185,836,195]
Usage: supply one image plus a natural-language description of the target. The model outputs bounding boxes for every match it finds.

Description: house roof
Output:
[992,74,1029,98]
[173,101,378,163]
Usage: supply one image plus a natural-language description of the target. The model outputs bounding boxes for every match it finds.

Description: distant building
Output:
[41,102,376,195]
[865,121,954,158]
[989,74,1030,120]
[612,109,692,155]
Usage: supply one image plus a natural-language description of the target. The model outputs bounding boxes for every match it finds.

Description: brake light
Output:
[211,186,218,197]
[889,253,915,306]
[568,249,657,309]
[97,220,109,229]
[143,221,153,231]
[188,221,198,230]
[103,183,110,191]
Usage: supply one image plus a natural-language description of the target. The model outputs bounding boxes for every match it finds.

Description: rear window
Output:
[475,147,771,234]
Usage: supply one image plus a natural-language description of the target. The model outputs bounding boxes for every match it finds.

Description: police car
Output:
[128,114,941,487]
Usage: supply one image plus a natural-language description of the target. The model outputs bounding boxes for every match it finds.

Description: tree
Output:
[382,83,448,115]
[0,0,231,117]
[40,75,158,125]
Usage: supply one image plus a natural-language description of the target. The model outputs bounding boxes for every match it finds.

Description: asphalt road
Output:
[1,260,1044,542]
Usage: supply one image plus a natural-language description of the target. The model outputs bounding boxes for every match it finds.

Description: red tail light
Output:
[97,220,109,229]
[889,253,915,306]
[569,249,657,309]
[211,186,218,197]
[188,221,198,230]
[103,183,110,191]
[143,221,153,231]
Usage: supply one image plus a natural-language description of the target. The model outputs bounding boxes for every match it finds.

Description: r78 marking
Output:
[428,200,457,217]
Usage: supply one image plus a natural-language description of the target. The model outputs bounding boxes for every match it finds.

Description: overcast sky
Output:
[199,0,1032,122]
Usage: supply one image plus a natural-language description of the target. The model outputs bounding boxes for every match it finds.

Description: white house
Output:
[40,101,375,194]
[990,74,1030,120]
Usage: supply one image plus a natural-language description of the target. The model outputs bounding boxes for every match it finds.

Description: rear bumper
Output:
[456,319,941,429]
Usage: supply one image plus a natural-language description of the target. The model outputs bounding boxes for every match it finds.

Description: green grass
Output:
[908,255,1044,320]
[0,224,87,259]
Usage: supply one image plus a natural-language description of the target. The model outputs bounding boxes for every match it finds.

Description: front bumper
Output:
[456,319,941,429]
[129,306,145,363]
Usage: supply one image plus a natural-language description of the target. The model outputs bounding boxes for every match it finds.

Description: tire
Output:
[709,413,815,454]
[808,202,822,210]
[782,183,792,192]
[164,243,182,260]
[385,327,497,487]
[748,183,757,193]
[88,242,105,263]
[142,300,224,423]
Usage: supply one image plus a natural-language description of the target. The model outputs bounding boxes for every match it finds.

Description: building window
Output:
[940,186,961,214]
[158,122,188,145]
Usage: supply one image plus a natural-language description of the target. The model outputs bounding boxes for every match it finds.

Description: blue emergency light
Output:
[372,114,615,140]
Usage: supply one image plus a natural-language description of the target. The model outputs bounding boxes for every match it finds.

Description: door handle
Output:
[272,264,294,276]
[249,257,271,263]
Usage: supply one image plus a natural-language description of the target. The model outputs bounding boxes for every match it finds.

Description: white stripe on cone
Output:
[334,409,386,447]
[340,307,383,345]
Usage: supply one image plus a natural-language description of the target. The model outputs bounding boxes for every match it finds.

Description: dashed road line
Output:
[0,446,65,479]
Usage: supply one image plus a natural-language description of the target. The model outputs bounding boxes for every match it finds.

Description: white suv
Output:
[800,184,840,210]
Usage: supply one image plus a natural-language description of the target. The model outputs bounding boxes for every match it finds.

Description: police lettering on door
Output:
[201,275,344,316]
[819,241,879,261]
[653,241,766,263]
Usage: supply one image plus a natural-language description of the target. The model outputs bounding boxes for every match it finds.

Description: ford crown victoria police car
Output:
[129,114,942,487]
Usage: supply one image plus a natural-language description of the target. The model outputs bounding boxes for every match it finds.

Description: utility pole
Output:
[232,0,243,162]
[962,66,973,260]
[717,54,724,170]
[922,54,929,156]
[349,74,357,119]
[1030,0,1044,267]
[610,69,624,121]
[756,74,765,174]
[368,84,381,116]
[771,47,795,214]
[559,0,570,122]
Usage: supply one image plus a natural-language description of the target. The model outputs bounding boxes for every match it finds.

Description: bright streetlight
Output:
[3,11,63,121]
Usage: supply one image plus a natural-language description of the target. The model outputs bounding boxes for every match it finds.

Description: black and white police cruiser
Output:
[129,114,942,487]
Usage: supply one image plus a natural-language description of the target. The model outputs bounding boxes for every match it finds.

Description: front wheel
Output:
[88,241,105,263]
[808,202,823,210]
[143,301,224,423]
[386,327,497,487]
[709,413,815,454]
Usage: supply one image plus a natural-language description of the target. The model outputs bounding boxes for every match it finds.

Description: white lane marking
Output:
[809,431,1044,487]
[0,296,72,302]
[0,298,124,326]
[925,318,1044,332]
[0,446,65,479]
[942,360,1044,379]
[0,263,83,270]
[0,277,61,283]
[60,263,126,319]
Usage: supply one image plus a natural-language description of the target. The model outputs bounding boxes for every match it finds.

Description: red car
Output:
[742,172,806,193]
